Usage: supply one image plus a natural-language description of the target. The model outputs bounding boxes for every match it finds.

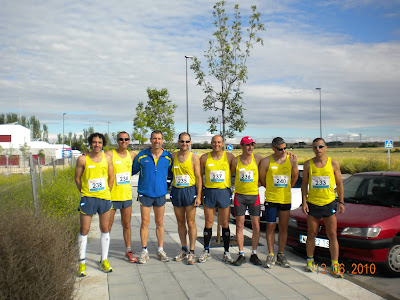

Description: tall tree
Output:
[144,88,177,149]
[6,113,18,124]
[0,114,4,124]
[27,116,42,139]
[133,101,149,149]
[191,1,265,143]
[42,124,49,142]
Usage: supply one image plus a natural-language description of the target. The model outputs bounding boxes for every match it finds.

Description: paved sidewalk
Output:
[75,179,384,300]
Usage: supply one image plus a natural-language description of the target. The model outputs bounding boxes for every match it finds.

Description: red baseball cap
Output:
[240,136,256,145]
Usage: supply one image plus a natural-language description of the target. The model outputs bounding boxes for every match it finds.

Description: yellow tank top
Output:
[172,152,196,188]
[307,157,336,206]
[81,153,111,200]
[205,152,231,189]
[110,150,132,201]
[234,154,258,195]
[265,155,292,204]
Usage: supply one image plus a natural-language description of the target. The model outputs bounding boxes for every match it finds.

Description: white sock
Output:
[100,232,110,262]
[252,249,257,255]
[158,247,164,253]
[78,234,88,263]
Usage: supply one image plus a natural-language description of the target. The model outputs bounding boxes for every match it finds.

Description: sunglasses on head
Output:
[118,138,129,141]
[275,147,286,151]
[313,145,325,149]
[179,140,191,144]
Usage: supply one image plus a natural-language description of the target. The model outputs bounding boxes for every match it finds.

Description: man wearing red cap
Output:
[259,137,299,269]
[231,136,263,266]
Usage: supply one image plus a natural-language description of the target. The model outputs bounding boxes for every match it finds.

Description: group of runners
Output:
[75,131,345,278]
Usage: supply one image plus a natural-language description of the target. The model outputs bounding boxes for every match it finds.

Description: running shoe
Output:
[198,250,211,263]
[187,253,196,265]
[125,251,138,263]
[78,263,86,277]
[223,251,234,264]
[99,259,113,273]
[157,250,170,262]
[264,254,275,268]
[276,253,291,268]
[233,254,246,266]
[249,254,262,266]
[305,260,315,272]
[329,264,344,278]
[174,250,188,262]
[137,250,149,264]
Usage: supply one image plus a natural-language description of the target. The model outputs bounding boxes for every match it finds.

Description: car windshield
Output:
[343,175,400,208]
[292,170,303,188]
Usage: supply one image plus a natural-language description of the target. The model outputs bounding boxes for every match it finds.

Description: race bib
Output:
[209,170,225,182]
[273,175,289,187]
[116,172,130,185]
[311,176,330,189]
[88,178,106,192]
[176,174,190,187]
[239,169,254,182]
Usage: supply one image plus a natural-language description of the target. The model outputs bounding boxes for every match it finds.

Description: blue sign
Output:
[227,144,233,151]
[63,149,72,158]
[385,140,393,149]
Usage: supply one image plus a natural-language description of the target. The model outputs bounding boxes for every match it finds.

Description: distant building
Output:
[0,124,72,166]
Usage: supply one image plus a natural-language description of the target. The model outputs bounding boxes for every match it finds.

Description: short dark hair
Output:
[178,132,191,140]
[88,132,107,147]
[151,130,163,139]
[117,131,130,140]
[312,137,326,144]
[272,137,285,148]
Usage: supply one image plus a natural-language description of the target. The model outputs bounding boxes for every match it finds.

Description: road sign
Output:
[227,144,233,151]
[385,140,393,149]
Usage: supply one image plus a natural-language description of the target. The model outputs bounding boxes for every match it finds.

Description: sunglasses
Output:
[313,145,326,149]
[179,140,191,144]
[275,147,286,151]
[118,138,129,141]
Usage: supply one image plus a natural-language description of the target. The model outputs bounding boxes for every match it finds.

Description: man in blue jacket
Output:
[132,130,172,264]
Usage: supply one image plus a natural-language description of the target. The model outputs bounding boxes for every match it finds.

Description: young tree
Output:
[144,88,177,150]
[191,1,265,144]
[133,101,149,150]
[19,143,31,168]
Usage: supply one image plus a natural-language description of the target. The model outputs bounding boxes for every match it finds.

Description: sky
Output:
[1,0,400,144]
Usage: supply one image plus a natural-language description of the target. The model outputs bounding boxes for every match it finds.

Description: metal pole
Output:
[316,88,322,138]
[185,55,193,134]
[29,154,38,216]
[62,113,66,169]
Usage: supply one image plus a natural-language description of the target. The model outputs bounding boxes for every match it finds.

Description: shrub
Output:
[0,209,77,300]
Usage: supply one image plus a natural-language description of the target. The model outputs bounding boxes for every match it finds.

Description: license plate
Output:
[299,235,329,248]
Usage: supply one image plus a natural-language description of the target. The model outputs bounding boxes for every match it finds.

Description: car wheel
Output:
[385,237,400,276]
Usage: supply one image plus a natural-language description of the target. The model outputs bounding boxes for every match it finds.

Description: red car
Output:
[287,171,400,275]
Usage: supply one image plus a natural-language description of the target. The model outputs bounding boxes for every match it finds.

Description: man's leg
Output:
[305,214,319,272]
[250,215,260,251]
[203,205,216,248]
[108,209,117,232]
[154,205,166,248]
[219,206,233,263]
[99,210,112,262]
[324,214,339,261]
[140,205,151,248]
[235,215,245,252]
[276,210,291,268]
[78,213,92,276]
[174,206,188,248]
[184,205,197,252]
[277,210,290,253]
[266,223,276,254]
[121,205,132,249]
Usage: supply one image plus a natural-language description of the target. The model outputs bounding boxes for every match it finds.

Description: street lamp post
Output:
[315,88,322,138]
[185,55,193,134]
[107,121,111,142]
[62,113,66,168]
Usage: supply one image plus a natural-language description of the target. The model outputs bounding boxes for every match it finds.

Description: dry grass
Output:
[0,209,77,300]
